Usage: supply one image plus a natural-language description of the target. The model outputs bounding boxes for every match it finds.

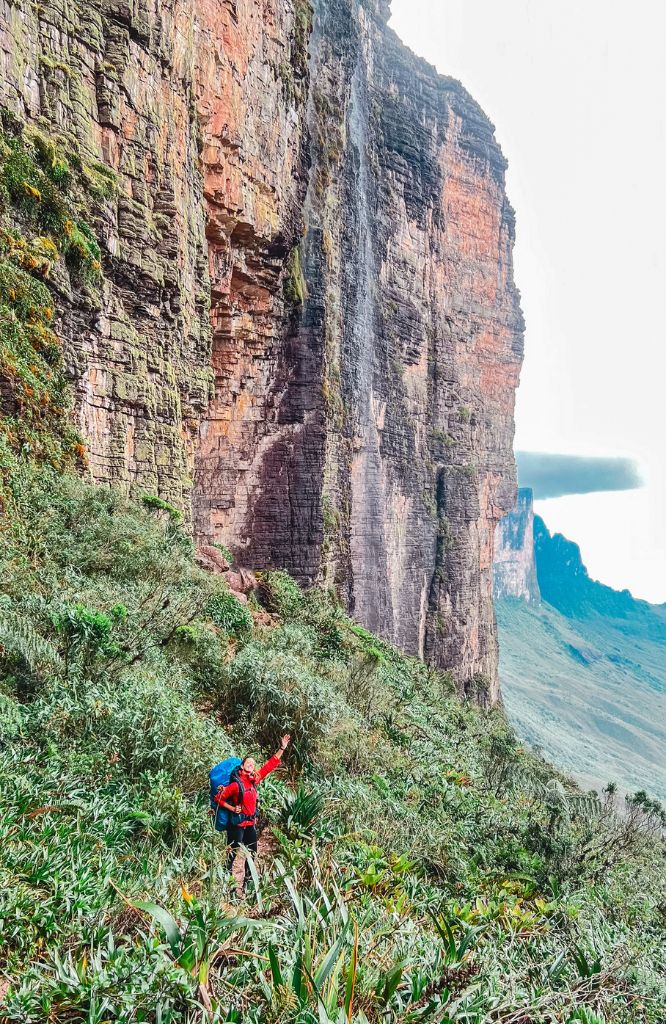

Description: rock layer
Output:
[1,0,524,697]
[192,0,524,697]
[1,0,212,510]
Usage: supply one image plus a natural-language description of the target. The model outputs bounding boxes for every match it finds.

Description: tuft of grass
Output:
[283,244,307,306]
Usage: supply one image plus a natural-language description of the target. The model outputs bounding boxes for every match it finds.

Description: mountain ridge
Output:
[495,492,666,800]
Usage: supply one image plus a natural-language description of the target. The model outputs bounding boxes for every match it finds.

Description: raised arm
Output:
[257,733,291,781]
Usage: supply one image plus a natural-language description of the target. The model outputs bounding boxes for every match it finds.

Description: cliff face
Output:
[1,0,524,696]
[494,488,541,604]
[193,0,524,696]
[192,0,311,545]
[533,516,661,622]
[0,0,213,512]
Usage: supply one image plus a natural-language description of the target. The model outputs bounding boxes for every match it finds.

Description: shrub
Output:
[220,638,339,764]
[54,602,122,662]
[206,588,253,639]
[257,568,305,617]
[141,493,183,522]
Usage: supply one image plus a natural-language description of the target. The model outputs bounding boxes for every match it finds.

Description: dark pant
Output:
[226,823,258,880]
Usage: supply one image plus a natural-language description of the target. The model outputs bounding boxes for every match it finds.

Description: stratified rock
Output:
[0,0,212,514]
[494,488,541,604]
[1,0,524,700]
[193,0,524,699]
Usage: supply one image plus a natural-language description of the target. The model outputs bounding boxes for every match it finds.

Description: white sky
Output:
[389,0,666,603]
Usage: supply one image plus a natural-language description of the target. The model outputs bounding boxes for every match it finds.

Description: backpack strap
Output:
[230,767,244,801]
[229,769,257,825]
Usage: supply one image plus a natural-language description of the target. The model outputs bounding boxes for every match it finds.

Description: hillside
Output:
[0,0,524,693]
[497,600,666,800]
[496,509,666,800]
[1,467,666,1023]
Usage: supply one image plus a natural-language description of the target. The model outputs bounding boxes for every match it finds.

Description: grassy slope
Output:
[496,601,666,802]
[0,470,665,1024]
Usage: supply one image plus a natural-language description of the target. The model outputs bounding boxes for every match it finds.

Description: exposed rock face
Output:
[1,0,524,697]
[193,0,524,697]
[192,0,312,546]
[1,0,212,511]
[494,488,541,604]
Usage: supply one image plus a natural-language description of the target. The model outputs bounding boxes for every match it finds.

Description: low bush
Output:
[206,588,253,639]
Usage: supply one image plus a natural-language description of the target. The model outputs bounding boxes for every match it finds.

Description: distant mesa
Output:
[516,451,642,500]
[493,488,541,604]
[494,486,655,618]
[494,486,666,802]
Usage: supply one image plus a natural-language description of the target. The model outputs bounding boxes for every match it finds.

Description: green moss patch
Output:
[0,108,110,485]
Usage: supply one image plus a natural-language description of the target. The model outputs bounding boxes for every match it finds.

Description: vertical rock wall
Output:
[192,0,524,696]
[1,0,524,696]
[191,0,315,560]
[0,0,212,509]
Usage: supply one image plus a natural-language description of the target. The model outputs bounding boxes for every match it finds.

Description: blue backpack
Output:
[209,757,243,831]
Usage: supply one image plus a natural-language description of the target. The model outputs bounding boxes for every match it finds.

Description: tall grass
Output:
[0,468,664,1022]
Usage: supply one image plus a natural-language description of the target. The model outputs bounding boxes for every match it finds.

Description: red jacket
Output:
[214,755,281,827]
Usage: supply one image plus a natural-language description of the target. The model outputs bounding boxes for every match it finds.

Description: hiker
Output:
[212,734,291,886]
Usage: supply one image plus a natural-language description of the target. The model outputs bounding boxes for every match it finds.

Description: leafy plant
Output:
[279,784,326,835]
[206,588,253,639]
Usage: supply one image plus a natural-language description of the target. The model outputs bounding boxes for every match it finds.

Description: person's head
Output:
[240,756,257,781]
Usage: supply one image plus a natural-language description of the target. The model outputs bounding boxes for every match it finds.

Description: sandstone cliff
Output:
[1,0,213,512]
[494,487,541,604]
[1,0,524,697]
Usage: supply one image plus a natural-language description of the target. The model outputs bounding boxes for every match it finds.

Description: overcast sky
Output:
[389,0,666,603]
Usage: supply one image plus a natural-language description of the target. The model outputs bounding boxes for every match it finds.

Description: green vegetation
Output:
[292,0,313,80]
[212,541,234,565]
[0,109,103,283]
[207,589,253,640]
[0,227,84,476]
[497,596,666,802]
[283,244,307,306]
[432,428,455,450]
[142,493,185,523]
[1,464,665,1022]
[0,107,105,480]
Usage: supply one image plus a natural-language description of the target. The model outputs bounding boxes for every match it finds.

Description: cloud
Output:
[516,452,643,500]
